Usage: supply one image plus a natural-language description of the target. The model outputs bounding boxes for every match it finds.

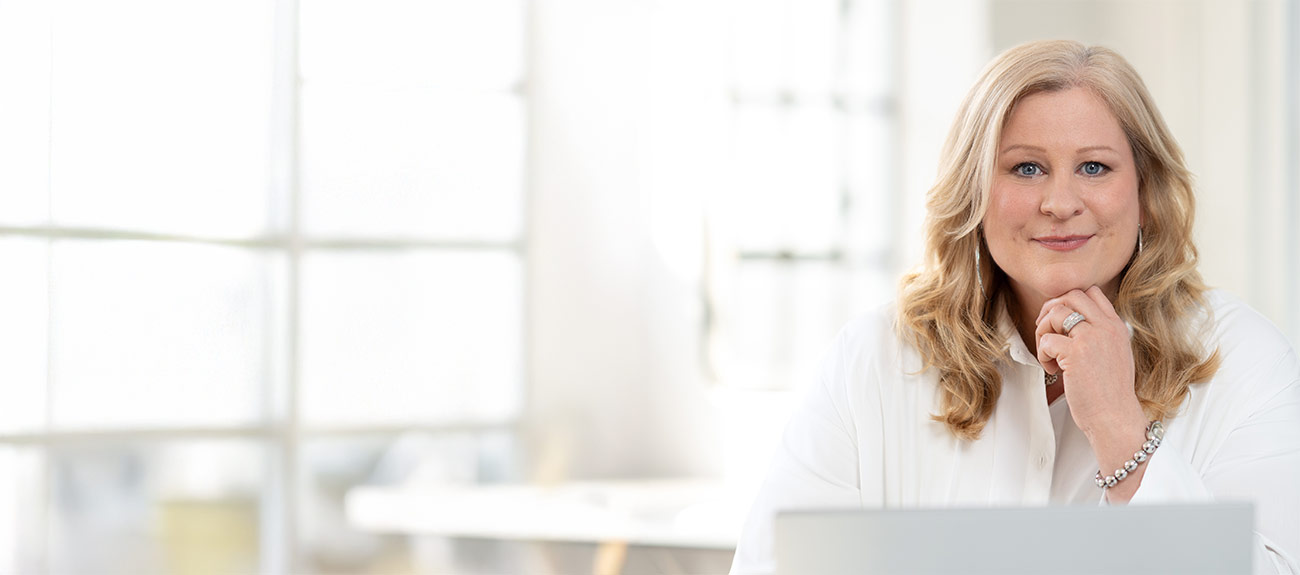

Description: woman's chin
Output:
[1014,278,1097,301]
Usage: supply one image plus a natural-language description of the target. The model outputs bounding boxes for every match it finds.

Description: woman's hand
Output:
[1034,286,1150,502]
[1034,286,1144,435]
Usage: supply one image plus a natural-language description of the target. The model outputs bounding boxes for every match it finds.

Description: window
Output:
[708,0,899,392]
[0,0,527,572]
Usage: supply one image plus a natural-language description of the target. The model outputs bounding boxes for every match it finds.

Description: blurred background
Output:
[0,0,1296,573]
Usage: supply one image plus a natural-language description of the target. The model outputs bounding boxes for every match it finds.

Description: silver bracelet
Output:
[1094,420,1164,489]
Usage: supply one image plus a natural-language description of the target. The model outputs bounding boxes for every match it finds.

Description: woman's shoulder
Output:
[837,302,898,343]
[1194,289,1299,398]
[1200,290,1295,359]
[832,302,907,357]
[824,301,924,379]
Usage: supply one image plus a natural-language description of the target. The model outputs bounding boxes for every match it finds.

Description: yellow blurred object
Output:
[158,498,259,575]
[592,540,627,575]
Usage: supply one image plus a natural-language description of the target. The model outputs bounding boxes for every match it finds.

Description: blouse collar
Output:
[994,300,1042,369]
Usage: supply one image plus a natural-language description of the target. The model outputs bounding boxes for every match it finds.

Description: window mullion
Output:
[267,0,300,573]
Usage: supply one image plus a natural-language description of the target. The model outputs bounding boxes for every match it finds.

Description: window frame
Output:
[0,0,532,572]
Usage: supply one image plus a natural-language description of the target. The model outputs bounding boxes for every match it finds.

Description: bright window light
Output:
[299,0,524,89]
[727,105,841,253]
[48,0,273,238]
[300,87,525,241]
[0,239,48,434]
[712,0,897,396]
[49,241,273,429]
[300,250,523,427]
[0,0,51,227]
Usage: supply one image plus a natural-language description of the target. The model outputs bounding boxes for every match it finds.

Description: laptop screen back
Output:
[776,504,1253,575]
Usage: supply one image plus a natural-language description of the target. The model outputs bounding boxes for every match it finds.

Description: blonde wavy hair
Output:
[897,40,1220,440]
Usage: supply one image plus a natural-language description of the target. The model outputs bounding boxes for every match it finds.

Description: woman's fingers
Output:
[1084,285,1121,321]
[1035,290,1102,359]
[1034,287,1128,376]
[1036,288,1103,327]
[1037,333,1070,373]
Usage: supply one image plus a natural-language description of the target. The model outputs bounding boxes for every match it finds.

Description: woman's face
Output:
[983,87,1141,306]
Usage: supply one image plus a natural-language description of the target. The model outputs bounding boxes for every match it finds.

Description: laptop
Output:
[776,504,1254,575]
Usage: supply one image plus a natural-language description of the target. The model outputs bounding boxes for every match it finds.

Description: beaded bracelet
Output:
[1095,420,1164,489]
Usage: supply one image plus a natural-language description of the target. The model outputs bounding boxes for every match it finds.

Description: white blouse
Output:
[730,290,1300,574]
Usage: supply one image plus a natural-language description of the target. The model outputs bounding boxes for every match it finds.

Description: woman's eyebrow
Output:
[998,144,1120,155]
[1076,145,1120,154]
[999,144,1045,155]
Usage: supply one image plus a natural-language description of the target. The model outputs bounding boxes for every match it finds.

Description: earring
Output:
[1138,225,1144,254]
[975,234,988,300]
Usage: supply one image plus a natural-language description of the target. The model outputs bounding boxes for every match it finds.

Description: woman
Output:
[730,40,1300,574]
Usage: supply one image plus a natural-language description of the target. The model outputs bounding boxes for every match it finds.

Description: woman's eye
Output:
[1080,161,1108,176]
[1013,163,1042,177]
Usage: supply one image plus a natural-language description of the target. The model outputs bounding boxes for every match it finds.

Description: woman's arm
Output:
[1114,294,1300,575]
[1131,358,1300,574]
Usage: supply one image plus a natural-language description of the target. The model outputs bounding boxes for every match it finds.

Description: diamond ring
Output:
[1062,311,1086,335]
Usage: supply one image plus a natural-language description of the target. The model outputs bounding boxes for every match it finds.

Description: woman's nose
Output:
[1040,176,1084,219]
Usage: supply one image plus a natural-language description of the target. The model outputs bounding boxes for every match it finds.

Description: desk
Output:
[345,479,743,573]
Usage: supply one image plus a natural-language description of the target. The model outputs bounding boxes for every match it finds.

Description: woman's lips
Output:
[1034,235,1092,251]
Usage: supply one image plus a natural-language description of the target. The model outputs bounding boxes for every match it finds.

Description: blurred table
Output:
[345,478,743,573]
